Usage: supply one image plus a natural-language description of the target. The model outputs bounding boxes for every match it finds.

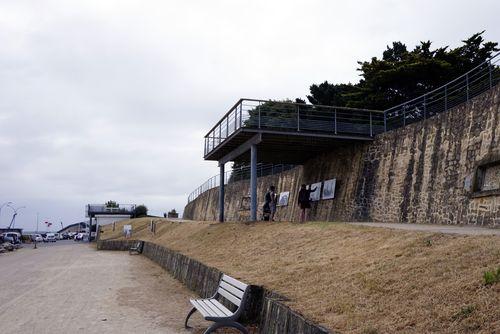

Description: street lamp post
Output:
[0,201,13,227]
[7,205,26,229]
[34,212,39,249]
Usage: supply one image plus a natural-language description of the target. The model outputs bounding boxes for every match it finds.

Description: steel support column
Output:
[250,144,257,221]
[219,163,225,222]
[88,216,92,243]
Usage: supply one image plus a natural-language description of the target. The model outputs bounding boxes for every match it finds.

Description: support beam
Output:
[219,163,225,222]
[250,144,257,221]
[88,216,92,243]
[217,133,262,165]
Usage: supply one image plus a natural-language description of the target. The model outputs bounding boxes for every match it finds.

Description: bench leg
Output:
[203,322,224,334]
[184,307,197,328]
[203,321,248,334]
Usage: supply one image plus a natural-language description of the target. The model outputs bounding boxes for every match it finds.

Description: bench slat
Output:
[200,300,228,317]
[218,287,242,306]
[207,299,233,317]
[222,274,248,291]
[219,280,244,299]
[190,299,212,318]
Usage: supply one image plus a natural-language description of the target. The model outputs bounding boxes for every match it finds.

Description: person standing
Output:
[262,186,276,221]
[297,184,316,223]
[268,186,278,221]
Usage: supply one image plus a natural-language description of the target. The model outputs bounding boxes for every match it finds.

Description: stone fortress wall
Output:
[184,85,500,227]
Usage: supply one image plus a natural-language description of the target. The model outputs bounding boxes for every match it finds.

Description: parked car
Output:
[61,233,69,240]
[31,234,43,242]
[1,232,21,244]
[43,233,57,242]
[74,232,89,241]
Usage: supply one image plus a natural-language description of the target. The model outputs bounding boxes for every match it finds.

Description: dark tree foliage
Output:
[307,32,498,110]
[105,200,118,208]
[133,205,148,218]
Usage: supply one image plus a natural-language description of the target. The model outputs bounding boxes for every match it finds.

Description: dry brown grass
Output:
[101,219,500,333]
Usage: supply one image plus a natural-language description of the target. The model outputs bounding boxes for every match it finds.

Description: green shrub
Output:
[483,267,500,285]
[133,205,148,217]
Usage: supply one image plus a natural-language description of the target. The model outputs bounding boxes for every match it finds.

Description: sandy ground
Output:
[0,241,209,334]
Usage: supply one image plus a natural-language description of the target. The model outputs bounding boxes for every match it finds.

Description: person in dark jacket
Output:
[297,184,316,223]
[262,186,278,221]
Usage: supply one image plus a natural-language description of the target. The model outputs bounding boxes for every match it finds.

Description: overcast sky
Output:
[0,0,498,231]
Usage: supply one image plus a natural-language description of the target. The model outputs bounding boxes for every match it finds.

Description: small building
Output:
[86,203,136,241]
[167,209,179,218]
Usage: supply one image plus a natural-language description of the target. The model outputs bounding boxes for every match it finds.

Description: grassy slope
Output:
[101,219,500,334]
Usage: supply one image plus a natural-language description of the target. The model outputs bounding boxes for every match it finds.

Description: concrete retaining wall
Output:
[97,239,330,334]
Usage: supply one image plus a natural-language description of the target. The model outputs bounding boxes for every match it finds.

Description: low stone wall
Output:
[97,239,331,334]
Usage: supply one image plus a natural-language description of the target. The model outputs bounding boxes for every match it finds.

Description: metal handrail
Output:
[187,163,295,203]
[204,99,384,157]
[386,52,500,112]
[384,52,500,130]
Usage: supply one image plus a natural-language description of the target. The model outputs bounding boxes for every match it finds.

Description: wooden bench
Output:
[128,241,143,255]
[184,274,249,334]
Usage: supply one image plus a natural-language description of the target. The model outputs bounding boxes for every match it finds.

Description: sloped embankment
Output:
[100,218,500,333]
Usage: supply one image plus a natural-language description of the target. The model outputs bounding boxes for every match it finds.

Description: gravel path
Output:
[348,222,500,235]
[0,241,208,334]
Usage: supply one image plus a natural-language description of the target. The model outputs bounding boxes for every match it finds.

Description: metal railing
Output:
[384,52,500,129]
[191,52,500,204]
[204,99,384,156]
[187,163,295,203]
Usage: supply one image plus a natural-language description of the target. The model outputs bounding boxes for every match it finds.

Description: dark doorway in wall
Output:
[473,159,500,197]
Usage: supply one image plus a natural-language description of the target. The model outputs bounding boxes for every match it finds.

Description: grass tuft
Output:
[451,305,476,321]
[483,267,500,285]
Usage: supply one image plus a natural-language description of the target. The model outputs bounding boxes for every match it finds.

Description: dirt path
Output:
[348,222,500,235]
[0,241,208,334]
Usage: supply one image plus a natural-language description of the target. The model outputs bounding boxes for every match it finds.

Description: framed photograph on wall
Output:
[322,178,336,200]
[278,191,290,206]
[239,196,250,210]
[309,182,322,201]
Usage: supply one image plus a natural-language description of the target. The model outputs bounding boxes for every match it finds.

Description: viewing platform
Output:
[85,204,136,217]
[203,99,384,164]
[200,53,499,223]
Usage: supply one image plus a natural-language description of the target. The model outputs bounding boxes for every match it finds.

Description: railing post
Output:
[234,109,238,131]
[258,102,261,129]
[423,95,427,120]
[239,103,243,128]
[403,107,406,126]
[444,85,448,111]
[334,109,337,134]
[383,111,387,132]
[297,105,300,131]
[226,118,229,138]
[369,111,373,137]
[466,73,469,100]
[218,125,221,145]
[489,60,493,89]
